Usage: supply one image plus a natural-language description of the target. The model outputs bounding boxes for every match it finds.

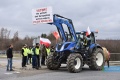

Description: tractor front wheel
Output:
[46,53,61,70]
[67,53,83,73]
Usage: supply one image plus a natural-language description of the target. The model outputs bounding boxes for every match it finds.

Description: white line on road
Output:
[4,72,13,75]
[4,71,20,75]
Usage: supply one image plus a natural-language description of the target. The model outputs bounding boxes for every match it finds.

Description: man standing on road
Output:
[36,43,41,69]
[28,46,32,64]
[6,44,14,71]
[41,45,46,65]
[32,43,41,69]
[21,44,28,68]
[32,45,37,69]
[46,46,51,57]
[26,46,29,65]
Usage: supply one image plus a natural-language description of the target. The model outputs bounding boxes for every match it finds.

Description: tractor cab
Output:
[75,31,97,50]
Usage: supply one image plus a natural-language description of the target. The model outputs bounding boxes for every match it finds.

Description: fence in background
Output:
[0,50,120,61]
[110,53,120,61]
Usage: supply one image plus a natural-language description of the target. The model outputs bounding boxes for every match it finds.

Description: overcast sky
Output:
[0,0,120,39]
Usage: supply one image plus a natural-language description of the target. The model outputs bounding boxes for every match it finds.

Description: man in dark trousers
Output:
[6,44,14,71]
[32,43,41,69]
[41,45,46,65]
[32,45,37,69]
[21,44,28,68]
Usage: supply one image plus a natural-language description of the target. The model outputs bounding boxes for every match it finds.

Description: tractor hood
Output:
[55,42,76,52]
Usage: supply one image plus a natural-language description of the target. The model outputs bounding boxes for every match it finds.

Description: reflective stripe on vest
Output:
[46,48,50,56]
[35,48,40,55]
[23,48,28,56]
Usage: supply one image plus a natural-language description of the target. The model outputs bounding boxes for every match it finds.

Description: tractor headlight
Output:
[60,45,64,51]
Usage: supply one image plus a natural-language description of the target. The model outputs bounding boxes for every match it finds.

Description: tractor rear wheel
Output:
[67,53,83,73]
[46,53,61,70]
[89,48,105,70]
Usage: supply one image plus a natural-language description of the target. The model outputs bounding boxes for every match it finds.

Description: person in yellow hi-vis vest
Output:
[46,46,51,57]
[26,47,29,65]
[32,43,41,69]
[44,46,50,65]
[21,44,28,67]
[28,46,32,64]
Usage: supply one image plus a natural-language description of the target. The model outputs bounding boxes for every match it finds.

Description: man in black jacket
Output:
[6,44,13,71]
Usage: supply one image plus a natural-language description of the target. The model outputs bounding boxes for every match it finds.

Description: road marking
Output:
[4,72,13,75]
[4,71,20,75]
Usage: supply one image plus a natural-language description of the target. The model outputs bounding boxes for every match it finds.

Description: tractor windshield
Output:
[76,33,83,40]
[62,24,75,42]
[67,34,75,42]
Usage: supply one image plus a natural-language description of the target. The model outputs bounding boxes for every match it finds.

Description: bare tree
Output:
[13,31,19,41]
[0,28,10,39]
[0,28,11,50]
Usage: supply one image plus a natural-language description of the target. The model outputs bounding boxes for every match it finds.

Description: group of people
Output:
[6,43,54,71]
[21,43,54,69]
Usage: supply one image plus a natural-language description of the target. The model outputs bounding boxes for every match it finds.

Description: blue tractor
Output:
[46,14,105,73]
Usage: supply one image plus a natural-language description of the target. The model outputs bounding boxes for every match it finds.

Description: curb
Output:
[110,61,120,63]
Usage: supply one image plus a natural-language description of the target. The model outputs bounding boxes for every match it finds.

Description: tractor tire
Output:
[46,53,61,70]
[89,48,105,70]
[67,53,83,73]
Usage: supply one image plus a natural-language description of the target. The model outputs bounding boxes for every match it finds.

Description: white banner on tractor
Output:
[32,6,53,24]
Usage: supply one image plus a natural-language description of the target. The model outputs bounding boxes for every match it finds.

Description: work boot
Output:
[36,66,41,70]
[10,69,14,71]
[6,69,9,71]
[35,67,39,70]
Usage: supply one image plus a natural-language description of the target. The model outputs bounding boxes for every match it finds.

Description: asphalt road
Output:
[0,66,120,80]
[0,58,120,80]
